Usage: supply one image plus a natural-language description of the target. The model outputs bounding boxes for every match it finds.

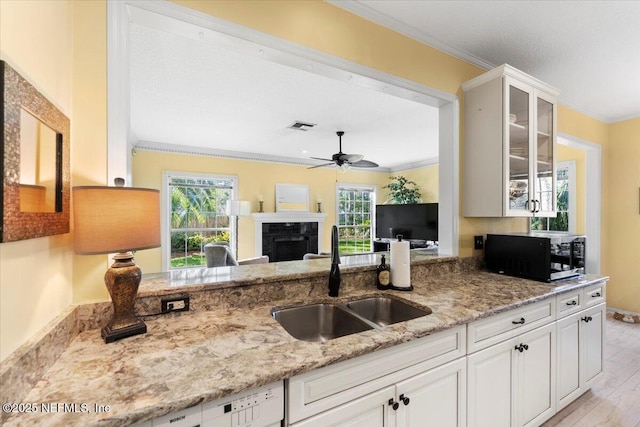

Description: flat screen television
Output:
[375,203,438,242]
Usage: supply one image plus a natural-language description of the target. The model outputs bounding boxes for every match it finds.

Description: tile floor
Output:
[542,312,640,427]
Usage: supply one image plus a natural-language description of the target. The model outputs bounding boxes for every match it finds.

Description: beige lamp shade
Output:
[73,186,161,254]
[226,200,251,216]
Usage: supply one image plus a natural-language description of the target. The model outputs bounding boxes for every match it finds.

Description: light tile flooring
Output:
[542,313,640,427]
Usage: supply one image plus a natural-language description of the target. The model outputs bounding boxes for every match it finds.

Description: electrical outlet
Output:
[161,296,190,314]
[474,235,484,250]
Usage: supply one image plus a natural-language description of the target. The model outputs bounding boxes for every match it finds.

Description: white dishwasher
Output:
[135,381,284,427]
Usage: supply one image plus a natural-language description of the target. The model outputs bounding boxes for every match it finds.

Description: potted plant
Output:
[383,176,421,204]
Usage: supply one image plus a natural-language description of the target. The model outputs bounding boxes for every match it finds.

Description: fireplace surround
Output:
[252,212,327,259]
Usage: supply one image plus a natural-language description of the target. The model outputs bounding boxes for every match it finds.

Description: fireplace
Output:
[262,222,318,262]
[252,212,327,259]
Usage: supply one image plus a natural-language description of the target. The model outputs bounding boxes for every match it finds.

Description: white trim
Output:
[161,171,238,271]
[389,157,439,173]
[107,1,132,185]
[437,101,459,256]
[134,141,394,172]
[558,134,602,275]
[564,161,577,234]
[108,0,460,263]
[327,0,495,72]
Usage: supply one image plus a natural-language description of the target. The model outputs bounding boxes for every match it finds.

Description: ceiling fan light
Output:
[339,163,351,172]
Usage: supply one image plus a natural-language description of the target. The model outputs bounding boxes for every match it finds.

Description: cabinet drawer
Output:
[287,325,465,423]
[467,298,556,353]
[557,290,582,318]
[584,282,606,308]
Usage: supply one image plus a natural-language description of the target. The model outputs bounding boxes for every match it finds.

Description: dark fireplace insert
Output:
[262,222,318,262]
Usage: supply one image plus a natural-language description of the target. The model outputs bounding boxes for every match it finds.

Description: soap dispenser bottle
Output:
[377,254,391,290]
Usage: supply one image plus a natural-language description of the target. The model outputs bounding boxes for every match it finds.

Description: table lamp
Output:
[73,180,160,343]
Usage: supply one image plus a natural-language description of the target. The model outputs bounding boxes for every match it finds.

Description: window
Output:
[336,184,376,254]
[163,173,238,269]
[531,161,576,233]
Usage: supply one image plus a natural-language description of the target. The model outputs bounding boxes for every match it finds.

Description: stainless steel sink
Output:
[272,296,432,342]
[271,303,374,342]
[345,296,432,327]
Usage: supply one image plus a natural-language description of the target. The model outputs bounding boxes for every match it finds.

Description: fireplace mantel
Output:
[252,212,328,257]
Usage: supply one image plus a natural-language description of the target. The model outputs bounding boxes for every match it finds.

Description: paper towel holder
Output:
[383,235,414,291]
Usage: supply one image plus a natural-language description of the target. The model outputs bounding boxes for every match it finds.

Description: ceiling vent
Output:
[288,121,317,131]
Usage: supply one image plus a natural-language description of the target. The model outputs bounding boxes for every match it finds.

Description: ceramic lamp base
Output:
[102,252,146,343]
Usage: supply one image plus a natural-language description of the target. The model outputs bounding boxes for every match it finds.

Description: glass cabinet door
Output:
[506,81,532,215]
[534,94,556,216]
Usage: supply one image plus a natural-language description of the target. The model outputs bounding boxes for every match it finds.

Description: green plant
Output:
[383,176,421,204]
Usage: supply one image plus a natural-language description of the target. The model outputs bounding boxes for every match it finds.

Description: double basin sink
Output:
[271,296,432,342]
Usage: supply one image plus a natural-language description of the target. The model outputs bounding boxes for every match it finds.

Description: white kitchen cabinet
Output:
[292,358,467,427]
[462,64,559,218]
[396,358,467,427]
[288,326,467,427]
[291,386,394,427]
[467,322,556,427]
[556,302,606,410]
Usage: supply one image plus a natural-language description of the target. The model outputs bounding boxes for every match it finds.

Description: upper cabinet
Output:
[462,64,559,217]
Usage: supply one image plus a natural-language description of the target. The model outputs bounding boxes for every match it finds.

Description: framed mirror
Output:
[1,60,70,242]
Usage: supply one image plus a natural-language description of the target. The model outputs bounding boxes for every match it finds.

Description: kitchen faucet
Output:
[328,225,341,297]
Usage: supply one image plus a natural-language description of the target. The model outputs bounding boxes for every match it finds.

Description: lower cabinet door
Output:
[291,386,395,427]
[516,322,556,427]
[396,358,467,427]
[582,303,605,387]
[556,312,581,410]
[467,339,513,427]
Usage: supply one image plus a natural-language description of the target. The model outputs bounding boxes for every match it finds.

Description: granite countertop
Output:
[4,267,607,427]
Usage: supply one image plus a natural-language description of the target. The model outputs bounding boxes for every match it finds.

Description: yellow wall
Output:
[0,0,74,361]
[556,144,586,234]
[132,150,390,271]
[400,165,439,203]
[606,118,640,313]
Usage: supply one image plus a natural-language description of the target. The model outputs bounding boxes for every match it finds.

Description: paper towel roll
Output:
[390,238,411,288]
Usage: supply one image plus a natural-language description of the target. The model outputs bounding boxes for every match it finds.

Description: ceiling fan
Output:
[308,131,379,170]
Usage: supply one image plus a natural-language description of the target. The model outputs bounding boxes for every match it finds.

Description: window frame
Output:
[530,160,576,234]
[335,183,377,254]
[162,171,238,270]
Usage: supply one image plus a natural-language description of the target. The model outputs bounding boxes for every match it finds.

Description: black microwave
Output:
[485,233,586,282]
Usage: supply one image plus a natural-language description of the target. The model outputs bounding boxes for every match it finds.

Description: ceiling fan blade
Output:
[350,159,379,168]
[307,162,336,169]
[310,157,335,162]
[339,153,364,163]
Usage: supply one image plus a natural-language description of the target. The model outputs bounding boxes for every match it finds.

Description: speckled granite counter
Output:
[1,253,607,427]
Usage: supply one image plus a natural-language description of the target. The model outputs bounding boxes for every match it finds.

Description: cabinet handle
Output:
[512,317,526,325]
[515,343,529,352]
[566,300,577,306]
[592,292,601,298]
[388,398,399,411]
[535,199,540,213]
[399,394,410,406]
[582,316,593,323]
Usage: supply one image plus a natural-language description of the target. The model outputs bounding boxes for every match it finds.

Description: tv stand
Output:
[373,239,435,252]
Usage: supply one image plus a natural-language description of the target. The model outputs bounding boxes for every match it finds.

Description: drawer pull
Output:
[400,394,410,406]
[566,300,577,306]
[582,316,593,323]
[388,399,399,411]
[592,292,601,298]
[515,343,529,352]
[512,317,526,325]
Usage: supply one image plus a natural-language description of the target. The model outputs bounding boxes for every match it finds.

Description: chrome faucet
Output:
[328,225,341,297]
